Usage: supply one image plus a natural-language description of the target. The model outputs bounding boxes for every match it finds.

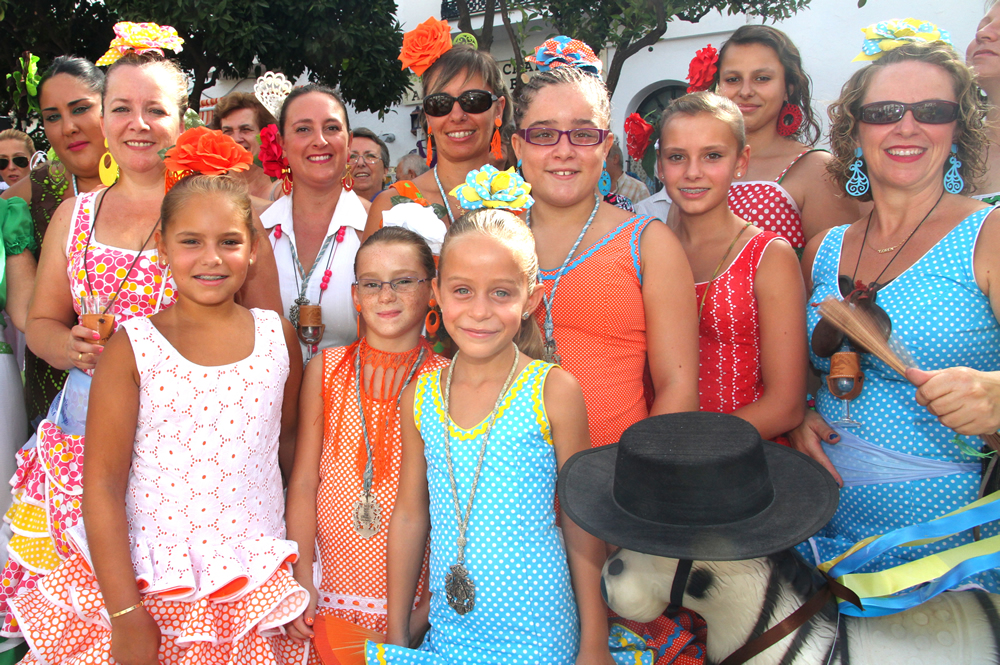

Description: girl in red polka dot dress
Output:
[9,175,310,665]
[661,92,807,442]
[284,227,447,663]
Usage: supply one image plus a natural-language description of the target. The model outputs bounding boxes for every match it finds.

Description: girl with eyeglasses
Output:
[284,226,447,660]
[2,57,108,427]
[512,65,700,450]
[0,129,33,189]
[363,45,511,240]
[967,0,1000,205]
[792,38,1000,594]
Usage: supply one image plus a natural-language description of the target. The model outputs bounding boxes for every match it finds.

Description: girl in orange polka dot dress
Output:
[8,175,309,665]
[284,227,447,664]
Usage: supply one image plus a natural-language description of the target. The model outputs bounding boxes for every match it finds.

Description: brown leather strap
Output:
[718,574,863,665]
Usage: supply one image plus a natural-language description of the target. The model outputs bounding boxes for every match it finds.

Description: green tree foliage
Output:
[0,0,409,127]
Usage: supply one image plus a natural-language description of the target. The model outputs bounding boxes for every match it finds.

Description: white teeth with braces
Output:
[196,275,225,281]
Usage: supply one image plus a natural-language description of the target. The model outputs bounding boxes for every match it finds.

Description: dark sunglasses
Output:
[516,127,610,147]
[859,100,959,125]
[422,90,498,117]
[0,156,29,170]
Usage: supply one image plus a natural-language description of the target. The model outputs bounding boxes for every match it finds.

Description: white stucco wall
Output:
[204,0,983,170]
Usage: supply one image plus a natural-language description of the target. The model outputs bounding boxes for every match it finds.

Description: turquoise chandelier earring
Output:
[517,158,523,178]
[944,143,964,194]
[598,161,612,196]
[845,147,870,197]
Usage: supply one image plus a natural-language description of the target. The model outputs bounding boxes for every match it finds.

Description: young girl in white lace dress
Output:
[9,175,309,665]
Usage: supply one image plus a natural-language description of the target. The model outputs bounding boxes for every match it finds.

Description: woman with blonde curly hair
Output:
[792,36,1000,592]
[967,0,1000,203]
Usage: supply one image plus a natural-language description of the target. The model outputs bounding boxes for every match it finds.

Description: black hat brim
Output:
[558,441,839,561]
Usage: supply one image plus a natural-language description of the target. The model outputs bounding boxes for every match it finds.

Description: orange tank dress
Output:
[313,338,447,636]
[534,215,655,448]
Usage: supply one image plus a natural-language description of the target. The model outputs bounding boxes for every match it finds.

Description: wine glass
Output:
[827,351,864,428]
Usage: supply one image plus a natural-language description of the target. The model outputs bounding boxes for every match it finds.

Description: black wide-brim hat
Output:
[558,412,839,561]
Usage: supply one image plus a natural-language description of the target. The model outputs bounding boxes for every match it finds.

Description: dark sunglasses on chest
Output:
[0,156,29,170]
[422,90,497,117]
[858,100,959,125]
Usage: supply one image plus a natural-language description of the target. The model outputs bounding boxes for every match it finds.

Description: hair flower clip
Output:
[258,124,289,179]
[449,165,534,213]
[623,113,655,162]
[399,17,453,76]
[686,44,718,93]
[853,18,952,62]
[96,22,184,66]
[162,127,252,192]
[527,36,603,76]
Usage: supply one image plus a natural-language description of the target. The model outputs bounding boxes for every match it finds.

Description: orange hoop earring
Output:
[355,302,362,338]
[425,298,440,335]
[281,166,293,195]
[425,130,434,168]
[490,116,502,161]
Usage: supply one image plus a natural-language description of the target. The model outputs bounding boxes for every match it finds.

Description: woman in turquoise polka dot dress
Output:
[793,39,1000,592]
[367,210,613,664]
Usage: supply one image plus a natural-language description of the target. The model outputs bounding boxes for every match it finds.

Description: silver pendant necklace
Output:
[442,345,520,615]
[526,195,600,364]
[352,342,426,538]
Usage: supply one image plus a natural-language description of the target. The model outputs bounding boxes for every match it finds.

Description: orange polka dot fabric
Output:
[10,554,309,665]
[315,340,446,635]
[534,215,653,448]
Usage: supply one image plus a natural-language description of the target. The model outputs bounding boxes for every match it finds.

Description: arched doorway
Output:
[629,82,687,191]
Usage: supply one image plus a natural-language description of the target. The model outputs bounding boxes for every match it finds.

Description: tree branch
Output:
[480,0,496,51]
[498,0,524,93]
[604,0,667,96]
[456,0,476,35]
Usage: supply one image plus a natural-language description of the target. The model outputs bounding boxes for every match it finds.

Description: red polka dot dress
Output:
[728,150,826,251]
[696,231,785,415]
[9,309,310,664]
[1,190,176,637]
[313,339,446,642]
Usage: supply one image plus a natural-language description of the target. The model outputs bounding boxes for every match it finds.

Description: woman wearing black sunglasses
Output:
[0,130,34,189]
[793,39,1000,594]
[512,64,700,452]
[364,45,511,240]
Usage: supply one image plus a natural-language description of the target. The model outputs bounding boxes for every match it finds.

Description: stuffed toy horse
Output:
[602,547,1000,665]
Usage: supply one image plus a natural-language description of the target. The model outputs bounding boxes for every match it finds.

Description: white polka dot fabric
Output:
[799,209,1000,592]
[367,361,580,664]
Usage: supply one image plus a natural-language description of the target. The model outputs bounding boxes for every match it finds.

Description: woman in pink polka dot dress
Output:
[712,25,859,251]
[10,174,309,664]
[1,51,282,640]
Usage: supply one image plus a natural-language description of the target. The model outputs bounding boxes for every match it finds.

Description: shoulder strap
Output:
[776,148,829,183]
[629,214,655,285]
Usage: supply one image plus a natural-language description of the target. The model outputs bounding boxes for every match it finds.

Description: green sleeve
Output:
[0,197,37,256]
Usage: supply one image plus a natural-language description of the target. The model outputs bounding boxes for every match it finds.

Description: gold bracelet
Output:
[109,599,144,619]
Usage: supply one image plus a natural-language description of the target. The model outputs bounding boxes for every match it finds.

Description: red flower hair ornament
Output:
[624,113,655,162]
[686,44,718,93]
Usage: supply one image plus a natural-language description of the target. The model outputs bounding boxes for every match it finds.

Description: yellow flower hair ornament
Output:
[449,165,534,213]
[96,22,185,66]
[853,18,951,62]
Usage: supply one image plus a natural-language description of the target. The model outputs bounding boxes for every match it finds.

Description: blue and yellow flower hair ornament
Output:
[449,165,534,213]
[853,18,952,62]
[526,36,603,76]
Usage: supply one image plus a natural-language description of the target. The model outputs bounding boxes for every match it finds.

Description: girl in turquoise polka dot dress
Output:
[367,209,613,665]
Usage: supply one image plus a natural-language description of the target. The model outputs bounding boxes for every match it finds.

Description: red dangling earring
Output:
[425,130,434,168]
[490,116,503,161]
[281,166,293,195]
[425,298,440,335]
[343,163,354,192]
[776,101,803,137]
[356,302,362,338]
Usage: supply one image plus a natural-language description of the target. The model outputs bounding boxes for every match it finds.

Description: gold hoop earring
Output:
[99,139,119,187]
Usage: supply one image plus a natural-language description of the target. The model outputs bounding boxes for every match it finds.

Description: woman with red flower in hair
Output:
[687,25,859,251]
[0,29,282,641]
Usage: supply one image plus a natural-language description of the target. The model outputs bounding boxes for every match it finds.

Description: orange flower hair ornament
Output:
[162,127,253,193]
[399,17,453,76]
[96,22,184,66]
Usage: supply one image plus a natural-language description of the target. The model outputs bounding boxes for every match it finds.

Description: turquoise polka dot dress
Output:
[801,208,1000,592]
[366,360,580,664]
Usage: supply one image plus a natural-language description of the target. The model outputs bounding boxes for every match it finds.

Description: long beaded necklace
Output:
[433,166,457,225]
[351,342,426,538]
[526,195,600,364]
[442,345,520,615]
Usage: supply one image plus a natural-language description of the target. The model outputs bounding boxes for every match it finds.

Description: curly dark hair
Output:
[826,41,987,201]
[712,24,821,146]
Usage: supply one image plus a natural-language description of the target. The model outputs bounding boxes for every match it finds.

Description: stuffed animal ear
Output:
[601,550,673,623]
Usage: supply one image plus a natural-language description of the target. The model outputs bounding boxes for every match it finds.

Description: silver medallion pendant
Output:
[445,563,476,615]
[542,340,561,365]
[352,491,382,539]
